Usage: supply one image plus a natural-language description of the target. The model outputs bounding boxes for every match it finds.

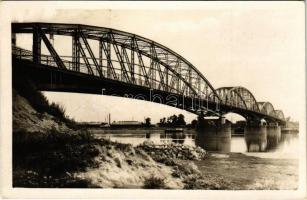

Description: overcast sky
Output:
[10,2,305,123]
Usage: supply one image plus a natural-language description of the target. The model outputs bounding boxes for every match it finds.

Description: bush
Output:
[13,129,100,178]
[143,176,166,189]
[14,79,49,113]
[13,169,95,188]
[13,77,79,129]
[48,102,66,120]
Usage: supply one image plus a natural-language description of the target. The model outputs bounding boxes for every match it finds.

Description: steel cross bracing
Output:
[213,87,285,121]
[11,22,285,123]
[12,23,218,98]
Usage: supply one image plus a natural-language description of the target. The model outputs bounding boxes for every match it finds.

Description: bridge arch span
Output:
[12,22,220,102]
[274,110,285,121]
[213,87,260,113]
[12,22,286,124]
[257,102,276,116]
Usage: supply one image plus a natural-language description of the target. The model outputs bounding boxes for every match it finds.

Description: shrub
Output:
[13,77,80,130]
[14,79,49,113]
[13,129,100,178]
[143,176,166,189]
[48,102,66,120]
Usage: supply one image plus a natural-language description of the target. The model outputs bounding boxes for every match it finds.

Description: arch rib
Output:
[12,22,220,100]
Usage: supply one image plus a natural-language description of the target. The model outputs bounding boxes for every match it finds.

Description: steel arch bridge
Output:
[11,22,285,124]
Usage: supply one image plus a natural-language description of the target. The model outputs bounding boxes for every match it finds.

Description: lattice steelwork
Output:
[12,23,219,101]
[214,87,260,112]
[12,22,285,122]
[274,110,285,120]
[258,102,275,117]
[214,87,285,120]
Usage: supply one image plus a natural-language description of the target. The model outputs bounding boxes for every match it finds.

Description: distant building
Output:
[110,120,143,128]
[283,121,299,132]
[78,121,108,128]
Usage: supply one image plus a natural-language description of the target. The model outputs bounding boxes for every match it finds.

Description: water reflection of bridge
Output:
[159,128,295,152]
[94,128,296,153]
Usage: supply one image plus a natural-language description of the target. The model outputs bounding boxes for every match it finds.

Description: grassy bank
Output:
[13,129,101,187]
[13,126,216,189]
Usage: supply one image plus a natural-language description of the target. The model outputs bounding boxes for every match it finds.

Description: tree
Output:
[167,115,178,125]
[177,114,186,126]
[191,119,198,128]
[145,117,151,127]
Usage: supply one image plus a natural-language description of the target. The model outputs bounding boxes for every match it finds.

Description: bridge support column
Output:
[244,125,267,152]
[196,117,231,152]
[72,32,80,72]
[267,124,281,149]
[99,39,103,74]
[32,26,41,64]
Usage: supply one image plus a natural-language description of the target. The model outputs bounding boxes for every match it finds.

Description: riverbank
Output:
[12,87,215,189]
[12,80,212,189]
[13,130,209,188]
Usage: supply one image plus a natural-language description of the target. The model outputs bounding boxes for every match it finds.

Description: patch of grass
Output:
[183,175,229,190]
[13,169,96,188]
[143,176,167,189]
[13,77,78,129]
[48,102,66,121]
[14,79,49,114]
[13,128,101,187]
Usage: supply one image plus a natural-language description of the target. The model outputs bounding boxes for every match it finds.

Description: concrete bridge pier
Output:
[266,124,281,149]
[195,117,232,152]
[244,124,267,152]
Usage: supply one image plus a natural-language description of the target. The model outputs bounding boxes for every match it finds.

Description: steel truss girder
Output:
[79,31,103,77]
[121,47,134,81]
[77,36,94,75]
[38,27,66,69]
[130,36,135,83]
[32,26,41,64]
[98,37,199,96]
[133,41,150,87]
[12,23,287,121]
[151,45,166,91]
[72,32,80,71]
[13,23,218,99]
[258,102,275,116]
[100,41,118,80]
[217,88,247,109]
[215,87,265,115]
[274,110,285,120]
[110,37,130,83]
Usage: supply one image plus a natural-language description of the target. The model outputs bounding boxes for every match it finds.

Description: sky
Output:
[10,2,305,123]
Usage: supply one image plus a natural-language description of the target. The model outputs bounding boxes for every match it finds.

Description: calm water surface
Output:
[92,129,299,159]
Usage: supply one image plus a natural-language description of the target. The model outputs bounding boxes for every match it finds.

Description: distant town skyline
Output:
[13,2,305,123]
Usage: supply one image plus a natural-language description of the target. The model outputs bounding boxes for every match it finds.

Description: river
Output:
[91,128,299,159]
